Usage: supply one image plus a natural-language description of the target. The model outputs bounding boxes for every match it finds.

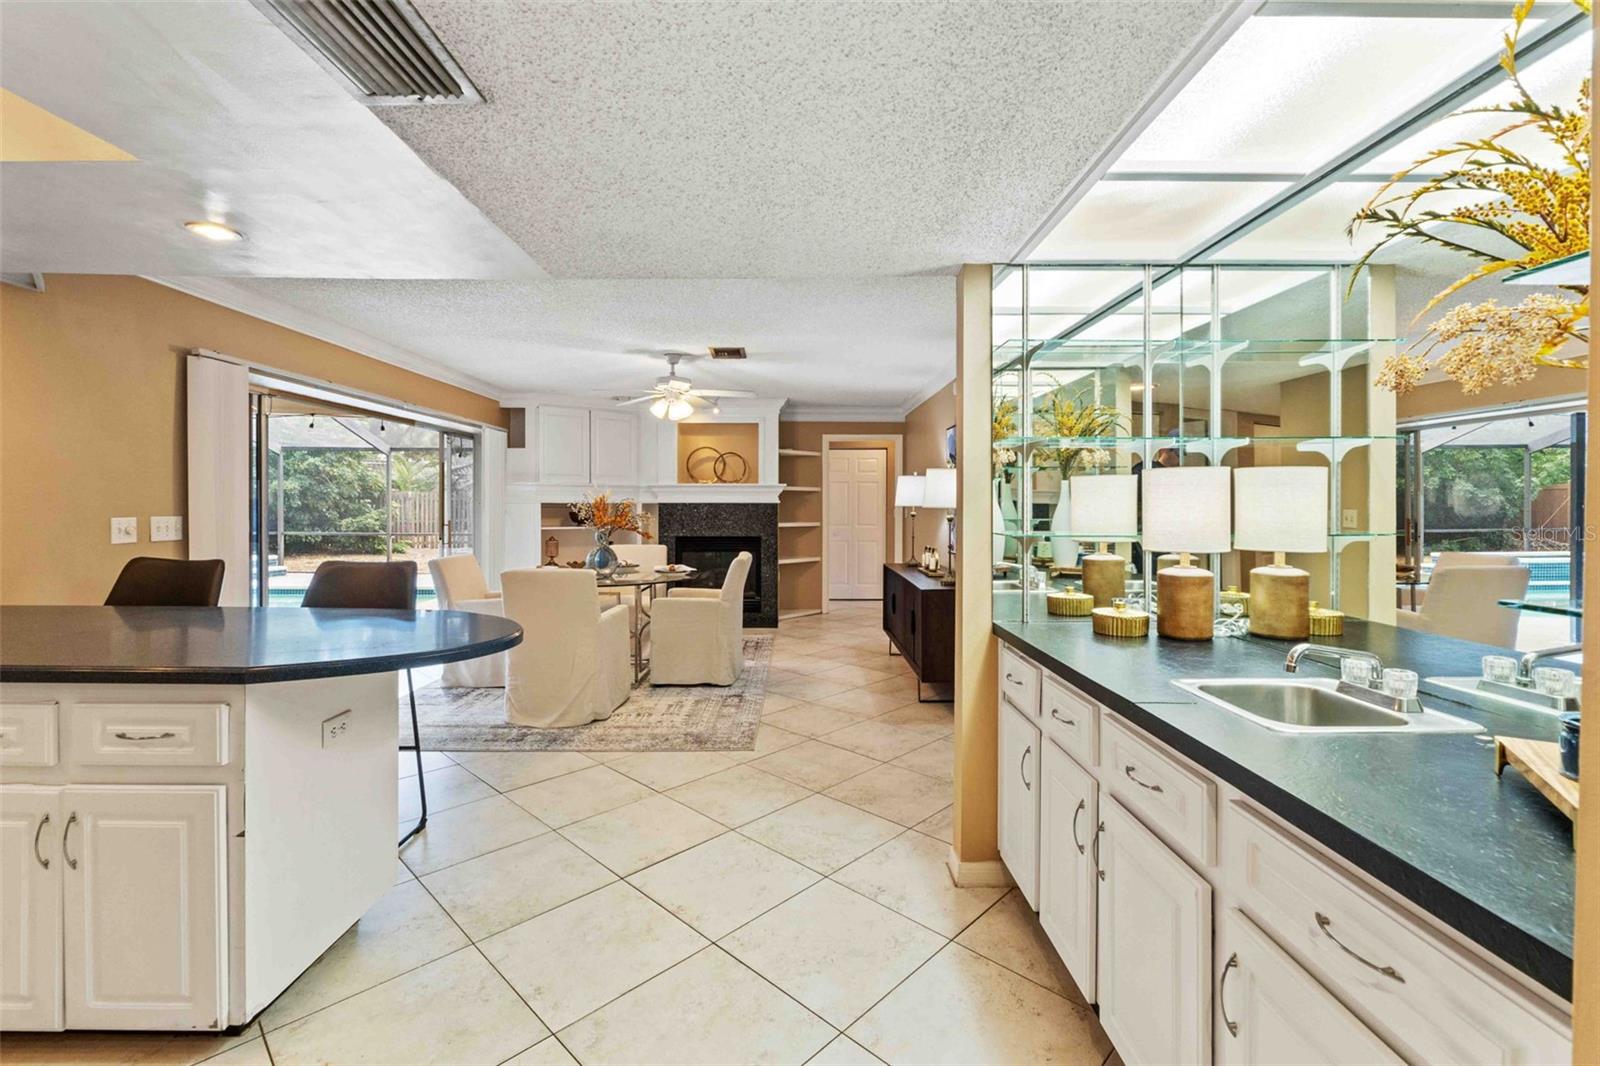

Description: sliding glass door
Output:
[250,394,476,607]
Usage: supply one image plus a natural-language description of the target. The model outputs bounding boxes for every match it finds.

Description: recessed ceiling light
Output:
[184,220,244,242]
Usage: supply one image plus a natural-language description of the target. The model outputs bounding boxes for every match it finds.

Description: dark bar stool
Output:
[300,560,428,847]
[105,557,226,607]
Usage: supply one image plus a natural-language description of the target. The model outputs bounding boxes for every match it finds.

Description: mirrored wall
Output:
[991,263,1397,625]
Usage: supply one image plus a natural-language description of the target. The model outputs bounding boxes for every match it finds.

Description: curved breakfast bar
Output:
[0,606,522,1033]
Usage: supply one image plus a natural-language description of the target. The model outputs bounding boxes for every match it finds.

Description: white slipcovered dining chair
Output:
[650,551,751,686]
[599,543,669,626]
[501,568,632,727]
[1394,565,1529,647]
[427,555,506,687]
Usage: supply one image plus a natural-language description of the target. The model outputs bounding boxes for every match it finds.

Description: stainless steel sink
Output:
[1172,678,1481,735]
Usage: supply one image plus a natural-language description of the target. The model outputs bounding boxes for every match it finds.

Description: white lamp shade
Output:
[1141,466,1232,554]
[895,474,926,507]
[1067,474,1137,538]
[923,468,957,509]
[1233,466,1328,553]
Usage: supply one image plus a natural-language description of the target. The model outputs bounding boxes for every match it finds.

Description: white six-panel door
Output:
[0,786,62,1030]
[826,448,886,600]
[63,785,226,1030]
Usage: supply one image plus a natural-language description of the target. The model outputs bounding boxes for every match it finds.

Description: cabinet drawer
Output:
[0,702,58,767]
[68,704,229,767]
[1041,675,1097,767]
[1224,801,1570,1066]
[998,644,1040,718]
[1101,714,1215,866]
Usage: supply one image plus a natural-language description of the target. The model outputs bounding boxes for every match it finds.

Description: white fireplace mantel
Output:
[646,483,783,505]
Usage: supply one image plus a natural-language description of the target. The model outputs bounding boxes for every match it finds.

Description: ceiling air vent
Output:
[253,0,482,105]
[709,346,747,360]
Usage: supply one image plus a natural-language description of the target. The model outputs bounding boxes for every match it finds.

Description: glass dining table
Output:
[596,567,698,685]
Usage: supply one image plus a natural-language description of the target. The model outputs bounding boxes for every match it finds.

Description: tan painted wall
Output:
[952,264,999,873]
[1396,371,1584,422]
[676,422,759,483]
[905,382,957,568]
[0,275,506,605]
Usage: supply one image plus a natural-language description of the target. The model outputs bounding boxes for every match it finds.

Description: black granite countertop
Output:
[993,617,1576,1000]
[0,606,523,685]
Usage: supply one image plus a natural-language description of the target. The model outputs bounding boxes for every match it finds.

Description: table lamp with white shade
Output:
[1232,466,1328,639]
[1068,474,1137,607]
[895,474,925,564]
[1142,466,1232,640]
[922,468,957,573]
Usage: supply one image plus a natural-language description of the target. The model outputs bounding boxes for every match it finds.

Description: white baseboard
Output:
[945,847,1013,888]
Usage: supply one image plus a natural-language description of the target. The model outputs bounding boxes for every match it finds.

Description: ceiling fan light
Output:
[667,399,694,421]
[649,397,671,419]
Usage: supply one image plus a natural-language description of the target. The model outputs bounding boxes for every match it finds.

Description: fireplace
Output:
[673,536,762,616]
[657,503,778,627]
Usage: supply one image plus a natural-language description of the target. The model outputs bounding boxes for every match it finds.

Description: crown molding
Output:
[899,372,955,417]
[782,403,908,423]
[143,275,506,400]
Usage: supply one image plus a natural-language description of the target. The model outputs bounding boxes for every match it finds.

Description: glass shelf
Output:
[1503,251,1588,287]
[992,336,1394,372]
[994,433,1397,452]
[1498,598,1583,618]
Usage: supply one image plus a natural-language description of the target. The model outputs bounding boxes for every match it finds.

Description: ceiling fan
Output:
[613,352,755,421]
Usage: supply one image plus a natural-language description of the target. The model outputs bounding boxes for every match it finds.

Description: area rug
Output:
[403,633,772,752]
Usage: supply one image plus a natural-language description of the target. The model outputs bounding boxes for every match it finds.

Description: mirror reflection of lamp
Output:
[923,468,957,574]
[1069,474,1138,607]
[1142,467,1232,641]
[1232,466,1328,640]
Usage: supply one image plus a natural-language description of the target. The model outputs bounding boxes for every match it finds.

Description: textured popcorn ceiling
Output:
[207,276,956,407]
[378,0,1225,278]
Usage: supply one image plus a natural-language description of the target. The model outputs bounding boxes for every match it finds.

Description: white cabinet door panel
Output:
[63,786,226,1030]
[0,786,62,1030]
[537,406,591,485]
[997,702,1040,909]
[1038,740,1096,1002]
[1098,796,1211,1066]
[589,410,638,484]
[1217,908,1401,1066]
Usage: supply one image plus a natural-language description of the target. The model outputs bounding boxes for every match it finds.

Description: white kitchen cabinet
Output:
[63,786,226,1030]
[1098,796,1212,1066]
[1038,739,1097,1003]
[997,701,1040,909]
[537,406,592,485]
[1,786,62,1030]
[1216,908,1401,1066]
[589,410,639,484]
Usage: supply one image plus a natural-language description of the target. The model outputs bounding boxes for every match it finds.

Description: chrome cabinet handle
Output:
[62,812,78,870]
[113,731,177,741]
[1050,708,1075,726]
[33,813,49,869]
[1020,746,1032,790]
[1219,952,1240,1037]
[1316,912,1405,983]
[1091,820,1105,881]
[1124,764,1164,793]
[1071,799,1085,854]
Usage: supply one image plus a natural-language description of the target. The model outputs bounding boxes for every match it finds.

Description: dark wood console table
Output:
[882,564,954,701]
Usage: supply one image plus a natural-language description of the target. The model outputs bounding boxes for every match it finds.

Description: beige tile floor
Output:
[6,603,1115,1066]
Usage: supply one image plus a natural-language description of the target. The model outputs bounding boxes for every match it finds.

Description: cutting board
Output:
[1494,736,1578,820]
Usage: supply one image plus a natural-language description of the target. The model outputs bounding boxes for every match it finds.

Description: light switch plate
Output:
[322,709,352,749]
[1341,509,1359,530]
[110,516,137,544]
[150,515,184,542]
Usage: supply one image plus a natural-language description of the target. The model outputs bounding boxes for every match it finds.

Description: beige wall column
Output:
[948,263,1006,886]
[1365,264,1398,624]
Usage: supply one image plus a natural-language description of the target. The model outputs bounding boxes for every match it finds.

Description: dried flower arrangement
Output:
[567,493,651,538]
[1348,0,1590,394]
[1031,393,1125,478]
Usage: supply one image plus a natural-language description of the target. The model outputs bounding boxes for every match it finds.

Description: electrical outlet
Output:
[151,516,184,542]
[321,709,352,749]
[1341,508,1359,530]
[110,516,137,544]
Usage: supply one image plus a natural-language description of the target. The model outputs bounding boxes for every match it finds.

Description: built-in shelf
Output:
[778,556,822,565]
[782,486,821,493]
[779,448,822,457]
[780,607,824,621]
[1504,250,1587,286]
[779,521,820,528]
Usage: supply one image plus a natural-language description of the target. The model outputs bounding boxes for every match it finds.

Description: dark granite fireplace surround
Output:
[657,503,778,627]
